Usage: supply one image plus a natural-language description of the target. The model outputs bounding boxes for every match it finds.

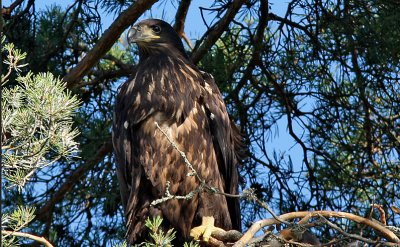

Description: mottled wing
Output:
[112,73,135,212]
[200,72,243,230]
[112,72,162,242]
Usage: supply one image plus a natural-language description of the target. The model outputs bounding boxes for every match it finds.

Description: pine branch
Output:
[35,141,112,221]
[63,0,159,88]
[1,230,54,247]
[191,0,247,64]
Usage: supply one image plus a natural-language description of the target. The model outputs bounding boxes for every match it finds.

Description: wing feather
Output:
[200,72,243,230]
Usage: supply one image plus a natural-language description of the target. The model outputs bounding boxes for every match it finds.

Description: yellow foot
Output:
[190,216,226,242]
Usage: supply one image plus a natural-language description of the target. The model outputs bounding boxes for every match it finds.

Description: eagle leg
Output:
[190,216,226,242]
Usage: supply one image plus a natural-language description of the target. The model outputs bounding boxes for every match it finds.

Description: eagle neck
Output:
[140,53,200,77]
[138,43,189,62]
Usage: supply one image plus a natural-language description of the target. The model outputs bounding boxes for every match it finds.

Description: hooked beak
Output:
[127,24,160,44]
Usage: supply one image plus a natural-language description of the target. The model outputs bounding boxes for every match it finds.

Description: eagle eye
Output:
[151,25,161,34]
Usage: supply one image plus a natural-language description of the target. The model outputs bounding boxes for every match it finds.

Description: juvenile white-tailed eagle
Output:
[112,19,243,244]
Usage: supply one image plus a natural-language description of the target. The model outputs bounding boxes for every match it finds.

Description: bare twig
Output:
[371,204,387,225]
[151,122,209,206]
[154,122,199,179]
[317,214,376,244]
[242,188,291,226]
[153,122,240,207]
[150,181,205,206]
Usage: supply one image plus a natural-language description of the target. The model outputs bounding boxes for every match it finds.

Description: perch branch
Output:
[233,211,400,247]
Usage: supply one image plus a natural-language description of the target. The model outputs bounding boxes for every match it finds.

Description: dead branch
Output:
[233,211,400,247]
[318,215,376,244]
[371,204,387,225]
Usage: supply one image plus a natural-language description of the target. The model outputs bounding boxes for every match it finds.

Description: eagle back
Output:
[120,56,204,126]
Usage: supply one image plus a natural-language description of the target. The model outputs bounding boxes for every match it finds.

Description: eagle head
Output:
[128,19,188,59]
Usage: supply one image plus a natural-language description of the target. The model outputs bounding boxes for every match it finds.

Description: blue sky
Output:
[3,0,289,39]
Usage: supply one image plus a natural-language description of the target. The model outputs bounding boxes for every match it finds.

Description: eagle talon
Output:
[190,216,225,242]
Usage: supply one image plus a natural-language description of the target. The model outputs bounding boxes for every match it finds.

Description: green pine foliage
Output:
[2,71,80,190]
[1,41,80,245]
[1,206,36,246]
[130,216,200,247]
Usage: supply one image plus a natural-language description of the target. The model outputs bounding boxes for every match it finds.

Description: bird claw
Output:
[190,216,225,242]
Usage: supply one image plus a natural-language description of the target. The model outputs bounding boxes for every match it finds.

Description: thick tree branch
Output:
[191,0,247,64]
[63,0,158,88]
[35,141,112,221]
[2,0,34,19]
[173,0,191,35]
[228,0,268,102]
[173,0,193,49]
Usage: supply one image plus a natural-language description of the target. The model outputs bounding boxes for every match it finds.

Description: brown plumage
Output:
[112,19,243,244]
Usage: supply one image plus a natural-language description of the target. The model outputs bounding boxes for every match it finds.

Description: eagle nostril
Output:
[127,28,137,42]
[128,25,143,43]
